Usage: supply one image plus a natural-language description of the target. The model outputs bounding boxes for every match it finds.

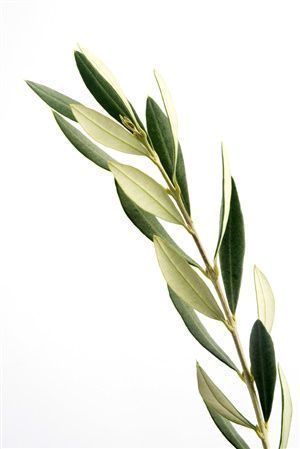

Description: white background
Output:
[1,0,300,447]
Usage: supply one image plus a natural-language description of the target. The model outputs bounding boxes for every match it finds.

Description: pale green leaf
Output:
[71,104,147,155]
[278,365,293,449]
[154,70,178,175]
[215,144,232,260]
[116,183,199,267]
[154,236,224,320]
[196,363,254,428]
[78,45,137,125]
[109,161,184,225]
[254,266,275,333]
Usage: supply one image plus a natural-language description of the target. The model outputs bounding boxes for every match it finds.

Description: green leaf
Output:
[71,104,147,155]
[249,320,276,421]
[215,144,232,260]
[109,161,184,225]
[115,183,198,268]
[168,287,238,371]
[26,81,79,121]
[78,46,137,123]
[53,112,114,171]
[206,405,251,449]
[196,363,254,428]
[278,365,293,449]
[154,236,224,320]
[146,97,190,214]
[154,70,178,176]
[74,50,134,125]
[219,178,245,314]
[254,266,275,333]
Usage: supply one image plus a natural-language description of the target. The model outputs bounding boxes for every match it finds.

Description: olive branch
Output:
[26,46,293,449]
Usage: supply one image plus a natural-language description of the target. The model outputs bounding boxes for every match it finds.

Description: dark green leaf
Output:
[168,287,238,371]
[146,97,190,214]
[115,182,198,268]
[26,81,79,121]
[220,178,245,314]
[176,145,190,215]
[249,320,276,421]
[53,112,114,171]
[74,51,132,124]
[207,405,250,449]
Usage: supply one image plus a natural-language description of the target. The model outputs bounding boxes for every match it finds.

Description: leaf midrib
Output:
[201,369,248,425]
[158,240,220,318]
[148,101,173,171]
[75,107,145,154]
[256,271,267,327]
[113,165,181,223]
[78,53,128,118]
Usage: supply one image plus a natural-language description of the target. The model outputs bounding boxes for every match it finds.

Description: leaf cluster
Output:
[27,47,292,449]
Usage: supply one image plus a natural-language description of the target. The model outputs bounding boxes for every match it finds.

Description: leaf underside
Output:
[109,161,184,225]
[154,236,224,321]
[115,183,198,268]
[220,178,245,314]
[254,266,275,333]
[278,365,293,449]
[196,363,254,428]
[215,144,232,259]
[71,103,146,155]
[168,287,237,371]
[249,320,276,421]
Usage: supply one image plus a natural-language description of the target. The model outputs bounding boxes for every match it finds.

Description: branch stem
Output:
[149,150,270,449]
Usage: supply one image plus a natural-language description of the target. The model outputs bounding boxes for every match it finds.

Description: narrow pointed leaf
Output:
[154,236,224,320]
[146,97,190,213]
[115,183,198,267]
[71,104,147,155]
[168,287,238,371]
[206,405,251,449]
[219,178,245,314]
[254,266,275,333]
[53,112,114,171]
[196,363,254,428]
[78,46,137,123]
[74,51,134,125]
[26,81,79,121]
[249,320,276,421]
[154,70,178,175]
[278,365,293,449]
[215,144,232,260]
[109,161,183,225]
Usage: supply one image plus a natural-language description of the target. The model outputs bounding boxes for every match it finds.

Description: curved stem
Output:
[148,151,270,449]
